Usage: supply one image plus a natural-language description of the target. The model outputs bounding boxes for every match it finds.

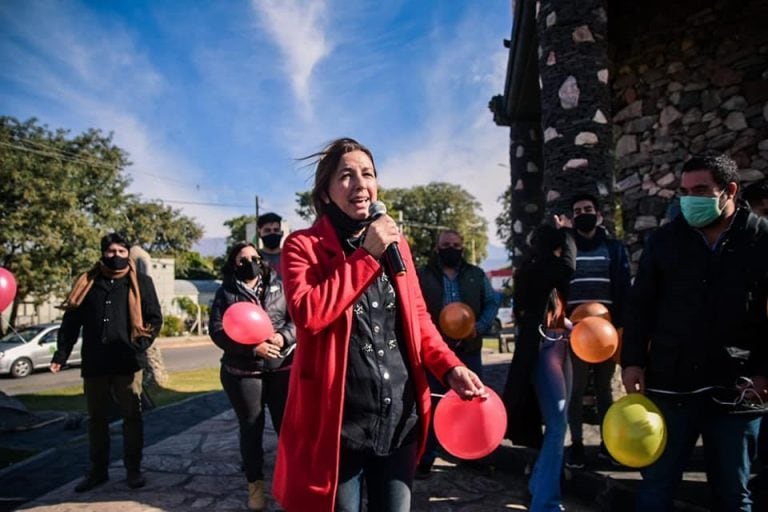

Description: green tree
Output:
[223,214,257,247]
[0,116,204,329]
[118,198,203,255]
[294,191,314,223]
[175,250,217,280]
[384,183,487,268]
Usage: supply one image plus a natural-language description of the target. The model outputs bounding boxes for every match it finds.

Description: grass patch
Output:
[14,367,223,413]
[150,367,222,408]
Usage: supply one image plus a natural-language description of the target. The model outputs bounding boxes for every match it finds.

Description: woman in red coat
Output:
[273,138,486,512]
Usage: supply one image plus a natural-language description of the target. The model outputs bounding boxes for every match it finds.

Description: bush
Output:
[160,315,184,337]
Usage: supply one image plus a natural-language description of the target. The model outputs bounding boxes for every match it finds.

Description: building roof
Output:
[174,279,221,295]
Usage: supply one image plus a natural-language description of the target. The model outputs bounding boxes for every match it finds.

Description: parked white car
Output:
[0,323,82,378]
[490,294,515,335]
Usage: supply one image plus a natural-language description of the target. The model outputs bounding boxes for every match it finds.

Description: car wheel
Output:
[11,357,33,378]
[489,319,501,337]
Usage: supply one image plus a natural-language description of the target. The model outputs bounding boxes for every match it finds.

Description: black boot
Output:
[74,472,109,493]
[127,470,146,489]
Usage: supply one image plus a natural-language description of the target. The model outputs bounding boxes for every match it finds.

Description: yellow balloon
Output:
[602,394,667,468]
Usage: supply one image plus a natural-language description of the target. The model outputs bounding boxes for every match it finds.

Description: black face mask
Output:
[234,259,261,281]
[324,200,371,238]
[437,247,463,268]
[102,255,129,271]
[260,233,282,250]
[574,213,598,233]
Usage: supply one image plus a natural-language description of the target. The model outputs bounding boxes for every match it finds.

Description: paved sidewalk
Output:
[3,350,723,511]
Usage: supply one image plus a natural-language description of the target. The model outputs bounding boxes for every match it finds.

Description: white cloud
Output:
[250,0,332,109]
[379,14,511,247]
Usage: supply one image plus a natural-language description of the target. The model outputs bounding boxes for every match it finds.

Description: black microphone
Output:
[368,201,407,276]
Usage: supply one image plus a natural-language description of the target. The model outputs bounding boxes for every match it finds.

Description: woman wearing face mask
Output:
[209,242,295,511]
[272,138,487,512]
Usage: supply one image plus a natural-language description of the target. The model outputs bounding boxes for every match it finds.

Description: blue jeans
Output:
[637,395,760,512]
[420,349,483,466]
[528,337,572,512]
[335,442,417,512]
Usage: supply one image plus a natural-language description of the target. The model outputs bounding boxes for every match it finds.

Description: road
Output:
[0,339,220,396]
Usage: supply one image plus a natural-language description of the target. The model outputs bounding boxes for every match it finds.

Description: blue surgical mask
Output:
[680,192,725,228]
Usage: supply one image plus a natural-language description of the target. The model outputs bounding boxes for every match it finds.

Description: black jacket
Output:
[209,268,296,372]
[54,272,163,378]
[622,208,768,391]
[503,232,576,447]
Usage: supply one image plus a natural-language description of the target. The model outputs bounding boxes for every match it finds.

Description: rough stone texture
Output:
[610,0,768,263]
[538,0,613,218]
[508,123,545,264]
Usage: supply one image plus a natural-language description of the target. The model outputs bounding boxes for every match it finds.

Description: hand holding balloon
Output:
[222,302,274,345]
[433,387,507,459]
[255,341,281,359]
[446,366,487,400]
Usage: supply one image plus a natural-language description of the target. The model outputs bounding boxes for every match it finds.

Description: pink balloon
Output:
[222,302,274,345]
[0,267,17,312]
[434,388,507,460]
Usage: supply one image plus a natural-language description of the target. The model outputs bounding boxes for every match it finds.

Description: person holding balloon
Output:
[622,153,768,512]
[504,224,576,511]
[557,193,631,470]
[209,242,295,511]
[415,229,500,478]
[272,138,487,512]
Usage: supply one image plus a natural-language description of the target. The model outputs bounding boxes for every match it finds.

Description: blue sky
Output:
[0,1,512,264]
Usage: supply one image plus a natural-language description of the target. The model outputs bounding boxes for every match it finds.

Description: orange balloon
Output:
[439,302,476,339]
[571,316,618,363]
[570,302,611,323]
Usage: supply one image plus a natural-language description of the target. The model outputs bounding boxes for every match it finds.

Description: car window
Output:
[0,327,45,344]
[40,329,59,344]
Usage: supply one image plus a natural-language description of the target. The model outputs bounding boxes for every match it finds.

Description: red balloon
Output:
[439,302,476,339]
[0,267,17,312]
[434,388,507,460]
[571,316,619,363]
[222,302,274,345]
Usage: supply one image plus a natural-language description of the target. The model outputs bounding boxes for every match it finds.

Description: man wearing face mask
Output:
[561,193,631,469]
[415,229,500,478]
[622,153,768,511]
[51,233,163,493]
[256,212,284,278]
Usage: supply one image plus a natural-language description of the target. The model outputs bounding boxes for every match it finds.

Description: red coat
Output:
[272,215,462,512]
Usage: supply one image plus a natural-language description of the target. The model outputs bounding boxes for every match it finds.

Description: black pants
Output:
[220,367,290,482]
[83,372,143,475]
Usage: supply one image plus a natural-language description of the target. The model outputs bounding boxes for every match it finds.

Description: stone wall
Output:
[609,0,768,262]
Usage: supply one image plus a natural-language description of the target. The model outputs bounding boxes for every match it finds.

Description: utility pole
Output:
[254,195,261,249]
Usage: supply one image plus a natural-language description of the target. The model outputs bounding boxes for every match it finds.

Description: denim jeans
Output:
[637,395,760,512]
[420,349,483,466]
[528,337,572,512]
[220,367,290,482]
[568,354,615,443]
[335,441,417,512]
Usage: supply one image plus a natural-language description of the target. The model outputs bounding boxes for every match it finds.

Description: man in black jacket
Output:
[622,154,768,511]
[415,229,499,478]
[51,233,163,493]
